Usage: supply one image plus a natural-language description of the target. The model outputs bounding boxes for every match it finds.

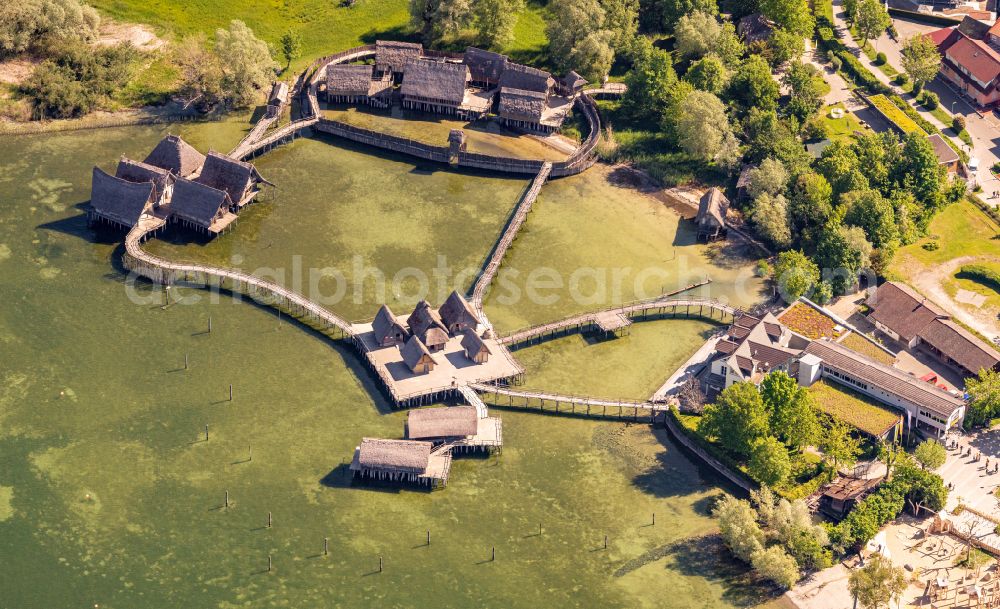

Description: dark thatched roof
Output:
[171,177,232,229]
[696,187,728,229]
[327,64,376,96]
[401,335,436,370]
[376,40,423,72]
[460,329,491,357]
[407,406,478,439]
[115,157,173,201]
[90,166,155,228]
[498,62,553,93]
[143,134,205,178]
[464,47,508,83]
[408,300,448,338]
[561,70,587,89]
[373,304,408,344]
[423,326,449,349]
[401,60,470,105]
[498,87,546,122]
[195,151,268,206]
[439,290,479,329]
[357,438,431,472]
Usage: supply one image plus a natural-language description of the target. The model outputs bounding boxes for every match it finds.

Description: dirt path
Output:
[909,254,1000,340]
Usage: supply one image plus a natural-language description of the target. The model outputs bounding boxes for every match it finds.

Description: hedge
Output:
[969,195,1000,225]
[957,264,1000,292]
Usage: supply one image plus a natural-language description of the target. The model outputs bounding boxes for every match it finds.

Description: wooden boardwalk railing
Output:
[469,382,666,422]
[498,293,735,347]
[469,162,552,324]
[122,217,355,337]
[457,385,489,418]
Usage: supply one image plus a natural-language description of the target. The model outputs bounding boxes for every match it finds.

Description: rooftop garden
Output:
[778,301,841,340]
[808,380,901,438]
[867,94,926,136]
[838,332,895,366]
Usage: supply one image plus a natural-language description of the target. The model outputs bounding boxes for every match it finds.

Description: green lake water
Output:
[0,119,785,608]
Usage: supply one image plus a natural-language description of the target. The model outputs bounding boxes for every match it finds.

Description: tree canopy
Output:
[215,20,279,109]
[698,381,770,456]
[849,555,907,609]
[900,34,941,89]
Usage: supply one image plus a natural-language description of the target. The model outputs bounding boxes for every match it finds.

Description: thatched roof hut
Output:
[407,406,478,440]
[356,437,432,473]
[268,81,289,106]
[401,60,470,107]
[460,329,491,363]
[376,40,423,74]
[408,300,448,339]
[401,335,436,374]
[557,70,587,96]
[498,87,546,123]
[143,134,205,178]
[373,304,409,347]
[89,166,156,228]
[115,157,173,204]
[195,151,269,208]
[464,47,508,85]
[170,177,237,234]
[327,64,376,97]
[498,62,553,94]
[439,290,479,334]
[696,187,729,241]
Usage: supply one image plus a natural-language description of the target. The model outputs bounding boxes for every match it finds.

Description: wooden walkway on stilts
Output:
[497,290,735,348]
[123,217,355,338]
[469,162,552,327]
[469,383,667,423]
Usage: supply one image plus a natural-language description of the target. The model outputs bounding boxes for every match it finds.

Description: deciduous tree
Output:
[783,61,824,122]
[714,494,765,562]
[751,192,793,248]
[674,10,720,59]
[819,419,861,470]
[773,250,819,301]
[760,0,813,37]
[685,54,728,93]
[848,555,907,609]
[761,371,818,450]
[473,0,524,49]
[280,30,302,70]
[698,381,770,456]
[215,20,279,109]
[900,34,941,90]
[675,89,735,161]
[729,55,779,113]
[855,0,890,47]
[747,157,789,199]
[0,0,100,56]
[174,34,224,111]
[751,545,800,588]
[964,369,1000,429]
[750,436,792,486]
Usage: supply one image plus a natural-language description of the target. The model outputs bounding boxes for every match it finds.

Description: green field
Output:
[89,0,551,72]
[808,380,901,437]
[820,103,865,144]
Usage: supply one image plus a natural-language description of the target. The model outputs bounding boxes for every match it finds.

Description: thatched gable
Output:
[143,134,205,178]
[460,329,491,360]
[498,62,553,93]
[696,187,729,237]
[195,151,269,207]
[373,304,409,346]
[357,438,431,473]
[408,300,448,338]
[401,335,436,373]
[464,47,508,84]
[401,60,470,106]
[115,157,173,202]
[327,64,376,96]
[170,177,233,230]
[376,40,423,73]
[89,166,155,228]
[268,81,289,105]
[407,406,478,439]
[439,290,479,333]
[423,326,448,351]
[498,87,546,123]
[557,70,587,95]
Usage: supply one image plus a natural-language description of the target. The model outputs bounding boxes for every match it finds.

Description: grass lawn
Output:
[838,332,895,365]
[821,103,865,143]
[948,261,1000,311]
[808,380,901,438]
[778,301,841,340]
[891,199,1000,272]
[88,0,550,73]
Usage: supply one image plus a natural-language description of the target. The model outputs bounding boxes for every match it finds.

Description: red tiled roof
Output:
[945,36,1000,85]
[989,17,1000,38]
[930,27,959,51]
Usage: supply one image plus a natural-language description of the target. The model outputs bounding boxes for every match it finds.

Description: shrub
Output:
[958,264,1000,292]
[912,81,923,95]
[894,73,908,85]
[992,161,1000,174]
[953,115,966,133]
[831,56,842,71]
[921,91,940,110]
[921,241,939,251]
[875,52,887,65]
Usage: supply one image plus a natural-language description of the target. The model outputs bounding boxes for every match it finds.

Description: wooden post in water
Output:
[378,555,383,572]
[230,384,233,402]
[652,513,655,526]
[205,425,209,441]
[492,546,495,561]
[267,511,271,528]
[427,530,430,546]
[249,443,252,462]
[209,316,212,333]
[324,537,329,556]
[225,490,229,509]
[604,535,608,549]
[185,354,189,370]
[268,555,272,572]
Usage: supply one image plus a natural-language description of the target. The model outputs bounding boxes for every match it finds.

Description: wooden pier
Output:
[123,217,355,338]
[469,383,667,423]
[469,162,552,325]
[498,290,735,348]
